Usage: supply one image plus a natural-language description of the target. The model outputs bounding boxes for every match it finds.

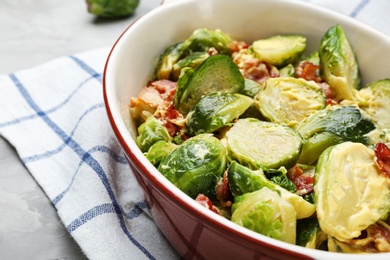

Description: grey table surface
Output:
[0,0,160,259]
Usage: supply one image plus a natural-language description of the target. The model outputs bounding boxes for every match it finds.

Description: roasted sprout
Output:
[358,78,390,129]
[296,218,327,249]
[319,25,361,100]
[254,77,326,127]
[86,0,140,18]
[231,187,297,244]
[315,142,390,242]
[136,116,171,153]
[227,161,315,219]
[145,141,177,166]
[186,93,252,136]
[171,52,210,81]
[251,35,306,67]
[226,118,303,170]
[158,134,226,199]
[174,54,245,115]
[297,106,376,164]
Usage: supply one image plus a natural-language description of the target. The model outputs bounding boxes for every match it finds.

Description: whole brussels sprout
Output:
[186,93,253,136]
[86,0,139,18]
[314,142,390,242]
[319,25,361,100]
[136,116,171,153]
[158,134,227,199]
[231,187,297,244]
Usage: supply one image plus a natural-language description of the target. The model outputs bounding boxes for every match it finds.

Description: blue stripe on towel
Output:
[22,103,105,163]
[9,73,156,260]
[0,75,98,128]
[350,0,370,17]
[53,145,127,206]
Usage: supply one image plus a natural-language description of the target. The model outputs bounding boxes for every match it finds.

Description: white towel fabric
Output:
[0,1,389,259]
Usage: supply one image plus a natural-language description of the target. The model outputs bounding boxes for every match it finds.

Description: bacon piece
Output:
[287,165,314,196]
[295,61,322,82]
[348,223,390,253]
[195,194,221,215]
[215,171,233,208]
[375,142,390,178]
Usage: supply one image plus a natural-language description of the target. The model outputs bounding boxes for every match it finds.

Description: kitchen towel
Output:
[0,0,389,259]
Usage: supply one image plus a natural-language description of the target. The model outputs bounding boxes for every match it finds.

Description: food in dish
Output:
[129,25,390,253]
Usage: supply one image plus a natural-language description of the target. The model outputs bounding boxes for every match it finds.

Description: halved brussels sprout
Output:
[226,118,303,170]
[297,106,376,164]
[231,187,297,244]
[158,134,226,199]
[278,64,295,78]
[155,42,187,80]
[136,116,171,153]
[319,25,361,100]
[241,78,263,98]
[171,52,210,81]
[185,28,233,55]
[145,141,177,166]
[227,161,315,219]
[358,78,390,129]
[186,93,253,136]
[296,218,327,249]
[315,142,390,242]
[254,77,326,127]
[251,35,306,67]
[174,54,245,115]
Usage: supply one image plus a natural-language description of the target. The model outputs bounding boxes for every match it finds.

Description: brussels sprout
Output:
[158,134,226,199]
[231,187,297,244]
[314,142,390,242]
[226,118,303,170]
[155,42,187,80]
[251,35,306,67]
[227,161,315,219]
[254,77,326,127]
[297,106,376,164]
[296,218,327,249]
[174,54,245,115]
[305,52,320,66]
[185,28,233,55]
[186,93,253,136]
[145,141,177,166]
[240,78,263,98]
[136,116,171,153]
[358,78,390,129]
[279,64,295,78]
[171,52,210,81]
[86,0,139,18]
[319,25,361,100]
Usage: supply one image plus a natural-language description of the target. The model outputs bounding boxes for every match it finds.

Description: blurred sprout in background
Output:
[86,0,140,18]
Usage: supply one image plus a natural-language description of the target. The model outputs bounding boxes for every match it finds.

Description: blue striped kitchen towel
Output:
[0,0,389,259]
[0,47,179,260]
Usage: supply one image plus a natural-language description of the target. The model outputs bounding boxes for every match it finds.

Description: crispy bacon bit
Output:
[195,194,221,215]
[287,165,314,196]
[208,47,219,56]
[348,223,390,253]
[317,82,339,106]
[232,49,279,85]
[295,61,322,83]
[215,171,233,208]
[151,80,177,102]
[374,142,390,178]
[229,41,249,53]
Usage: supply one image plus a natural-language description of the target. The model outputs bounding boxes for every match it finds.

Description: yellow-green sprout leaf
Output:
[226,118,303,170]
[251,35,306,67]
[314,142,390,242]
[319,25,361,100]
[254,77,326,128]
[231,187,296,244]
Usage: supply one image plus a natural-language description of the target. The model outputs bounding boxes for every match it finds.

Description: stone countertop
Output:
[0,0,159,258]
